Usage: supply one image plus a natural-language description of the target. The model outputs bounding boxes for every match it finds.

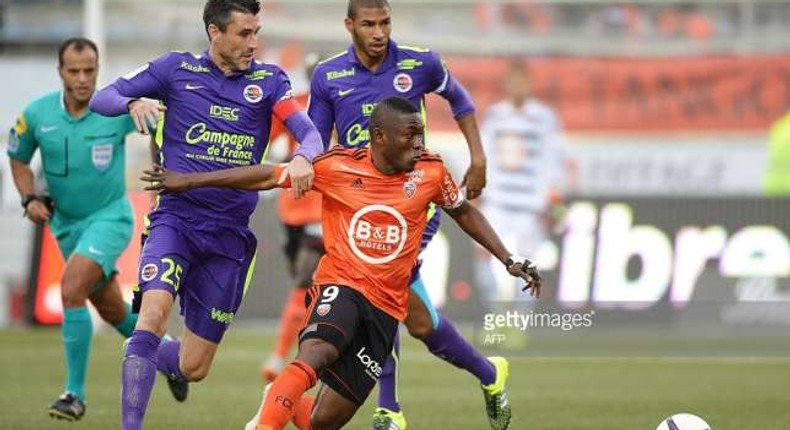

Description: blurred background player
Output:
[6,37,181,421]
[141,96,541,430]
[261,53,325,382]
[477,59,567,306]
[307,1,505,429]
[89,1,322,429]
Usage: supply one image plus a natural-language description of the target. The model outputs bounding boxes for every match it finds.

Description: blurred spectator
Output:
[475,2,553,34]
[657,3,715,39]
[764,111,790,196]
[587,3,646,37]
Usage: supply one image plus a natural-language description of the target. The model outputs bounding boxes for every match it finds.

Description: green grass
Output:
[1,327,789,429]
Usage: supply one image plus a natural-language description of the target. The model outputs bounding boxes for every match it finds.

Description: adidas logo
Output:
[350,178,364,188]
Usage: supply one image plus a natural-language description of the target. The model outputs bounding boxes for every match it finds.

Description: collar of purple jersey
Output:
[346,39,399,74]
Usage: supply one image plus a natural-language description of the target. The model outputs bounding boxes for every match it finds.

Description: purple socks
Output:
[423,315,496,386]
[121,330,161,430]
[377,332,402,412]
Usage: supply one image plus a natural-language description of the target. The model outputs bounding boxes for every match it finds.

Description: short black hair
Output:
[347,0,390,19]
[203,0,261,36]
[57,37,98,68]
[370,97,420,131]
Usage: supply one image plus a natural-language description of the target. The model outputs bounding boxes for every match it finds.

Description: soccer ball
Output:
[655,413,712,430]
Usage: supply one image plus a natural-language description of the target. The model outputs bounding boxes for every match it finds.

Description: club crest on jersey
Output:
[316,304,331,317]
[141,263,158,282]
[393,73,413,93]
[403,181,417,199]
[243,84,264,103]
[91,144,113,172]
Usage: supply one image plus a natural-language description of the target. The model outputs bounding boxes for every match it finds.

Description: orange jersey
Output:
[272,93,322,226]
[278,147,464,321]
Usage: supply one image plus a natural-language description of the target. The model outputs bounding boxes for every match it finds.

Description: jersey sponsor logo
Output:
[40,125,58,133]
[13,114,27,135]
[344,123,369,147]
[91,143,113,172]
[209,104,240,122]
[397,59,424,70]
[326,68,355,81]
[393,73,413,93]
[245,69,274,81]
[347,204,408,265]
[141,263,158,282]
[185,123,256,149]
[210,307,235,324]
[179,61,210,73]
[356,347,383,380]
[243,84,264,103]
[316,303,331,316]
[338,88,355,97]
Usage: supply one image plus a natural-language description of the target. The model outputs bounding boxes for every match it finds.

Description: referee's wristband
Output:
[21,194,38,217]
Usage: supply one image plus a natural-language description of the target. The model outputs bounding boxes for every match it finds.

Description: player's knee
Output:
[310,409,344,430]
[60,276,89,308]
[405,312,434,340]
[135,306,169,335]
[297,338,340,371]
[180,359,210,382]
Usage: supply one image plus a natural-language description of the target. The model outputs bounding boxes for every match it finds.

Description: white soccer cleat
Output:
[243,383,272,430]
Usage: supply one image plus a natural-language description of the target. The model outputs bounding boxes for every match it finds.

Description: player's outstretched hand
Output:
[461,161,486,200]
[506,256,542,298]
[129,100,166,135]
[287,155,314,199]
[141,165,191,193]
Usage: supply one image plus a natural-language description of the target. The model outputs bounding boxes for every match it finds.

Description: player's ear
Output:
[344,17,354,34]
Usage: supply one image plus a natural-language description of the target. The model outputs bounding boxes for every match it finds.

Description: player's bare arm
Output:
[141,164,286,193]
[444,200,541,297]
[456,114,487,200]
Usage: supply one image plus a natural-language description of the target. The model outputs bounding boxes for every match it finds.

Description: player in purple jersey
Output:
[298,1,508,430]
[89,1,323,429]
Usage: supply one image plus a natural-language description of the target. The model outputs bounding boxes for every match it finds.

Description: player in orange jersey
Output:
[141,97,540,430]
[263,54,325,383]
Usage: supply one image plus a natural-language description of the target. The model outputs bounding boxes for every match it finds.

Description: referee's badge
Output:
[92,144,113,172]
[317,304,331,317]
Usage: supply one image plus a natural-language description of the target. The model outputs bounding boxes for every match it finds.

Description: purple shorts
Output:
[137,211,257,343]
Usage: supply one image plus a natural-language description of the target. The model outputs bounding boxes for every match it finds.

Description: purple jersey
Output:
[108,51,293,222]
[308,40,474,148]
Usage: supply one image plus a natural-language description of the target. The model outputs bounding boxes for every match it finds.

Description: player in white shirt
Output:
[479,60,567,303]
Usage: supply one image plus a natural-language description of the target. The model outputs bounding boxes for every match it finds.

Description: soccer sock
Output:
[113,302,138,338]
[377,332,402,412]
[273,288,308,359]
[156,337,185,380]
[121,330,161,430]
[423,315,497,386]
[291,395,315,430]
[258,360,317,430]
[62,306,93,401]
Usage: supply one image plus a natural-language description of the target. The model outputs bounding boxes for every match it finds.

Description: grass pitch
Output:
[1,327,788,429]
